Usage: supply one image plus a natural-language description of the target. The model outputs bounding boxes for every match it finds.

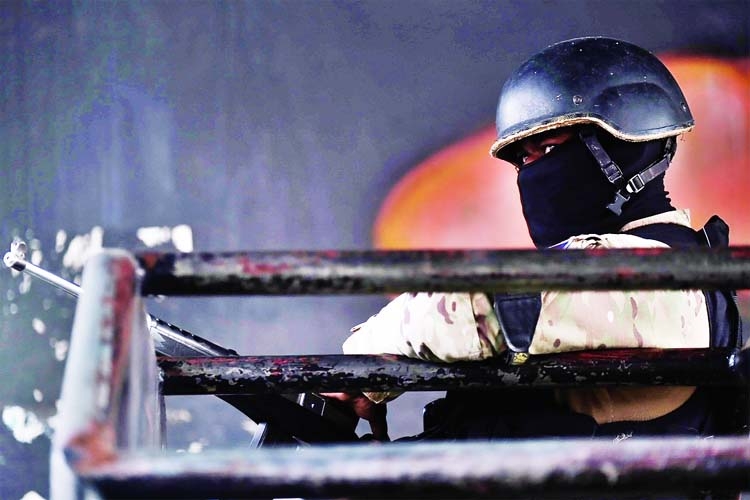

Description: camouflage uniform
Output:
[344,209,708,421]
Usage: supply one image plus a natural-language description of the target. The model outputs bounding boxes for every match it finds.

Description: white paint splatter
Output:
[137,226,172,248]
[46,400,61,432]
[32,318,46,335]
[2,406,45,443]
[55,229,67,253]
[136,224,194,252]
[91,226,103,248]
[18,274,32,294]
[165,408,192,424]
[33,389,43,402]
[171,224,193,253]
[62,226,104,271]
[30,249,43,266]
[187,441,204,453]
[20,491,45,500]
[9,303,18,315]
[52,339,69,361]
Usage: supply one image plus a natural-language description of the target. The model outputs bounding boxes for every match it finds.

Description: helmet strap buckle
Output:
[626,173,646,194]
[607,190,631,215]
[579,127,673,216]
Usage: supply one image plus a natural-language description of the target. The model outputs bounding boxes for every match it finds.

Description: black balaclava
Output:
[516,129,674,248]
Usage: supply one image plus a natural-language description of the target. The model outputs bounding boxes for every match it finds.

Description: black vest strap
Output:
[492,293,541,353]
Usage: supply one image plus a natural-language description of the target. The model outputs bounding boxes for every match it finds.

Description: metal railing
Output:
[38,246,750,499]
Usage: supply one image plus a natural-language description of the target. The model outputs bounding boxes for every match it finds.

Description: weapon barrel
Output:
[3,251,82,297]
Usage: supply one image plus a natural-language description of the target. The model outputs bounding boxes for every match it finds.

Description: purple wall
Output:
[1,1,748,497]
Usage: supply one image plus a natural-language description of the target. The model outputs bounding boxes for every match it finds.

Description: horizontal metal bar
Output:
[136,246,750,295]
[79,437,750,498]
[158,348,748,395]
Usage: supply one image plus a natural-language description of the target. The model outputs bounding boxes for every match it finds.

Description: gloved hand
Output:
[321,392,389,442]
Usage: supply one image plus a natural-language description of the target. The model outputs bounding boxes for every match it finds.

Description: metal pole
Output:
[78,437,750,499]
[158,348,747,396]
[136,246,750,295]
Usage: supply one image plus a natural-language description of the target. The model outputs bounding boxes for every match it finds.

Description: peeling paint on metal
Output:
[136,246,750,296]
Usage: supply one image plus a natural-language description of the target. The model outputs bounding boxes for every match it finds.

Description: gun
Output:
[4,239,358,445]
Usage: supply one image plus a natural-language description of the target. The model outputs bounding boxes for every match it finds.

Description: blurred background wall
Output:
[1,1,748,497]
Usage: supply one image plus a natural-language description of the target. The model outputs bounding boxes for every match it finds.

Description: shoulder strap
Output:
[492,293,542,353]
[699,215,730,248]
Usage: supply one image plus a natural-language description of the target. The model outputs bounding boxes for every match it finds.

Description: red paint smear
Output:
[138,252,161,270]
[615,267,636,278]
[238,257,293,275]
[67,421,118,471]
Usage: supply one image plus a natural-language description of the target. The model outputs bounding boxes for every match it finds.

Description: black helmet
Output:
[490,37,694,161]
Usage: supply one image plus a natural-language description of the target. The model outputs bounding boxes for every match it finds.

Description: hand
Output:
[321,392,389,442]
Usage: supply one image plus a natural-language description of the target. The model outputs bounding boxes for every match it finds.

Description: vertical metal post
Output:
[50,250,163,499]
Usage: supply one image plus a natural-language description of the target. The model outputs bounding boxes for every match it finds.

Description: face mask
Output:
[516,133,673,248]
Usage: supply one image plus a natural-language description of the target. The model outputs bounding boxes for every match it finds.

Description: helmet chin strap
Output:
[578,128,674,216]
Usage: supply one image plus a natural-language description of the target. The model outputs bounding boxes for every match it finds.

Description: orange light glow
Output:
[374,56,750,250]
[660,56,750,245]
[373,128,533,249]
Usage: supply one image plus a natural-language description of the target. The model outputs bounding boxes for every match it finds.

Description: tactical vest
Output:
[493,215,743,354]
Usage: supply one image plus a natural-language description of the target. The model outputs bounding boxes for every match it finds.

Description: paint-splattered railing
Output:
[137,246,750,294]
[81,438,750,499]
[156,348,749,395]
[51,250,163,500]
[51,248,750,499]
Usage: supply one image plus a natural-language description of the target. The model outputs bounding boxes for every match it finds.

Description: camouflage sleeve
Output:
[344,292,504,361]
[529,233,710,355]
[343,292,506,403]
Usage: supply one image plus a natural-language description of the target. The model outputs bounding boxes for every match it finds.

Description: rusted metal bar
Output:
[79,437,750,499]
[51,250,163,500]
[158,347,748,396]
[136,246,750,295]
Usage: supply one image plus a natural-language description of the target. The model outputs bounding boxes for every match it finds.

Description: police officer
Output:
[329,37,742,441]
